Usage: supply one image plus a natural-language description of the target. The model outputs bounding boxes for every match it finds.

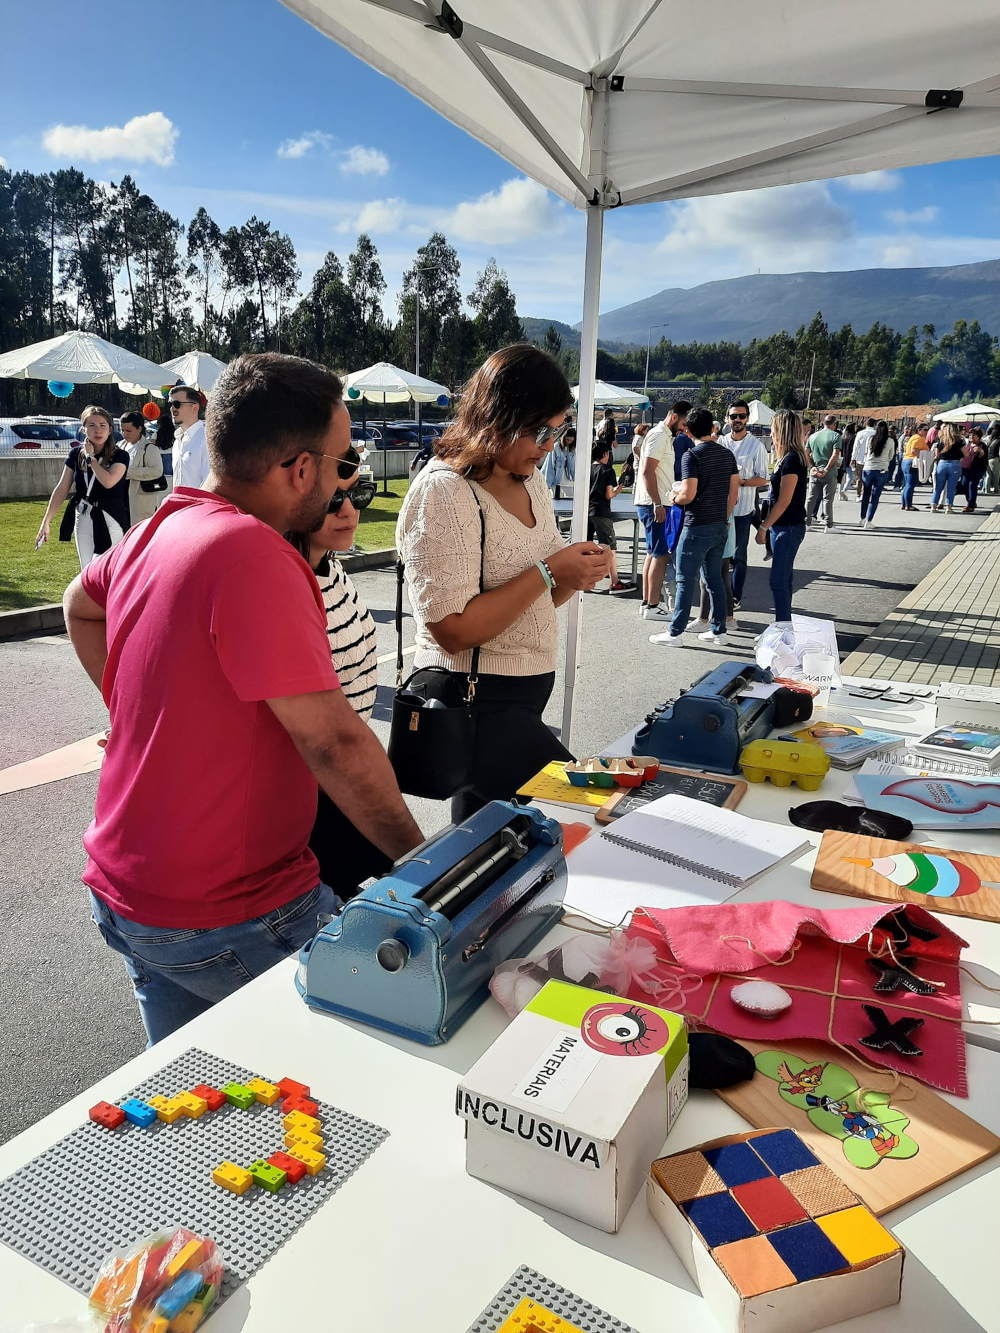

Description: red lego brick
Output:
[281,1095,319,1117]
[276,1078,310,1101]
[268,1151,308,1185]
[89,1101,126,1130]
[190,1084,226,1112]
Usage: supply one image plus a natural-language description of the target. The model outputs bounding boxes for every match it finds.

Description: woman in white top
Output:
[121,411,165,524]
[859,421,896,528]
[397,344,611,821]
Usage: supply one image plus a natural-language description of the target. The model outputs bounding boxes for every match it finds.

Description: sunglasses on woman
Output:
[329,477,376,513]
[281,444,361,479]
[529,424,567,446]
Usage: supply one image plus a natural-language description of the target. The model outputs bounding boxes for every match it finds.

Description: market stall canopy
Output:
[344,361,451,404]
[0,330,175,394]
[281,1,1000,210]
[747,399,775,426]
[575,379,649,408]
[160,350,228,395]
[933,402,1000,423]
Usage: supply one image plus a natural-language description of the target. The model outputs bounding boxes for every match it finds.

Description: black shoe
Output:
[732,598,741,611]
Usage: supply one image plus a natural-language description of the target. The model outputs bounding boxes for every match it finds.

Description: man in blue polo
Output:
[634,399,690,620]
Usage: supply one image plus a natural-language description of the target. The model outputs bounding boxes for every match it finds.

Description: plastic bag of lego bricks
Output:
[88,1227,224,1333]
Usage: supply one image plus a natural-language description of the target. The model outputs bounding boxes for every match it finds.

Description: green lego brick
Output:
[249,1159,287,1193]
[220,1082,256,1110]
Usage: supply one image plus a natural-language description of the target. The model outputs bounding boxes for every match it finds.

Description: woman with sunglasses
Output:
[286,447,384,895]
[397,344,611,822]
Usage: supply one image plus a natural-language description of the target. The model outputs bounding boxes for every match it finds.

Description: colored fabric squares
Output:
[751,1128,820,1176]
[682,1192,758,1248]
[713,1235,797,1298]
[782,1165,860,1219]
[651,1152,726,1202]
[817,1206,901,1266]
[767,1221,849,1282]
[703,1141,772,1187]
[731,1175,809,1232]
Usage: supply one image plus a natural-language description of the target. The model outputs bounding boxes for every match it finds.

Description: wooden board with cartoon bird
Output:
[716,1037,1000,1214]
[811,829,1000,924]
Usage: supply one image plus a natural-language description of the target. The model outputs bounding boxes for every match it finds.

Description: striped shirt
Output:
[315,553,378,721]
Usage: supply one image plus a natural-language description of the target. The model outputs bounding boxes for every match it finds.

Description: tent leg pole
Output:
[561,201,604,751]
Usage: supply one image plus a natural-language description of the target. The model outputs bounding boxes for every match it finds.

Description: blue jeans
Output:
[670,521,728,635]
[966,472,984,510]
[732,512,754,602]
[861,469,886,521]
[900,458,917,508]
[769,523,806,622]
[933,459,962,507]
[90,883,341,1045]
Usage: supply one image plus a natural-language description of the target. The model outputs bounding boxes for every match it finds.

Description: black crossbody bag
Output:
[387,486,486,800]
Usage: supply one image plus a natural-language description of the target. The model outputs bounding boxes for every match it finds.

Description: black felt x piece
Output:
[858,1004,924,1057]
[885,908,940,948]
[867,955,937,996]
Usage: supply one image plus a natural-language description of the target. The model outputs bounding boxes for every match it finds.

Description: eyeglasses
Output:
[280,444,361,480]
[329,478,376,513]
[728,412,748,421]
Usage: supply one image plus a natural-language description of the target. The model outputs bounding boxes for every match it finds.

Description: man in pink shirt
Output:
[63,352,422,1043]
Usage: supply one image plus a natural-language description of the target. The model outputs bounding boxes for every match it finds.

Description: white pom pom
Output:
[730,980,792,1017]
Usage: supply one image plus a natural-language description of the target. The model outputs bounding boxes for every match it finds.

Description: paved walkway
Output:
[843,508,1000,684]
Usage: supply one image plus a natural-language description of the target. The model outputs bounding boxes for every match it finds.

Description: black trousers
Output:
[310,790,394,901]
[450,671,572,823]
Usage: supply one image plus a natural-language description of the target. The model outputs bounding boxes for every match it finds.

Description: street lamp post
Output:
[644,322,668,421]
[412,263,442,473]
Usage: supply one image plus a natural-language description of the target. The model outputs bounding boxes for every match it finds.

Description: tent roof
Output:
[747,399,775,426]
[344,361,451,403]
[575,379,648,407]
[933,402,1000,421]
[282,0,1000,209]
[161,350,229,395]
[0,330,175,393]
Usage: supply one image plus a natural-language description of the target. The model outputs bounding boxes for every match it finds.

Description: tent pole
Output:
[561,200,605,750]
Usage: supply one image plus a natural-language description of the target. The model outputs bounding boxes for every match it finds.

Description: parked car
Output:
[350,426,382,445]
[0,418,79,454]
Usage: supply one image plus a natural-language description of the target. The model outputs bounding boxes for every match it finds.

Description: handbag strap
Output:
[396,478,487,702]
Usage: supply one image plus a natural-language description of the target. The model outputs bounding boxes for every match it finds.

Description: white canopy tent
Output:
[747,399,775,427]
[283,0,1000,744]
[574,379,649,409]
[933,402,1000,423]
[0,330,175,394]
[344,361,451,404]
[161,350,229,396]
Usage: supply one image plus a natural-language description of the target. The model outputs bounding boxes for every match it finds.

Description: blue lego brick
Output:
[120,1098,157,1128]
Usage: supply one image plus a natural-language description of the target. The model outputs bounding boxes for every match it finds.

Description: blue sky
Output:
[2,0,999,327]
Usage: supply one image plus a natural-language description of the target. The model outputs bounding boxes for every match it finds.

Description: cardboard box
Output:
[647,1128,903,1333]
[457,979,688,1232]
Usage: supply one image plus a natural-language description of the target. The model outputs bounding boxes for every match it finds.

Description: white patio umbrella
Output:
[283,0,1000,744]
[0,329,175,394]
[343,361,451,404]
[933,402,1000,423]
[747,399,775,426]
[574,379,649,408]
[161,350,228,395]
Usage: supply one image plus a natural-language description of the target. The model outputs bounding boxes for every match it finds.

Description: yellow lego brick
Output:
[173,1091,208,1119]
[148,1095,184,1124]
[287,1144,326,1175]
[164,1238,205,1281]
[245,1077,280,1105]
[167,1302,205,1333]
[497,1297,585,1333]
[284,1129,323,1151]
[145,1319,170,1333]
[283,1110,321,1134]
[212,1161,254,1195]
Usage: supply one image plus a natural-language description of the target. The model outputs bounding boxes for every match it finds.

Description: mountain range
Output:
[525,257,1000,349]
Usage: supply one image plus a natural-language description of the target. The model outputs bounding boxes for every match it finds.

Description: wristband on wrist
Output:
[535,559,555,591]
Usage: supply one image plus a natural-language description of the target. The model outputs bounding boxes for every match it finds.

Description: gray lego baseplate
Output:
[0,1047,387,1306]
[467,1265,638,1332]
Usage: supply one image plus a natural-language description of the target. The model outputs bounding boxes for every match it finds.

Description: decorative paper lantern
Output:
[347,386,361,399]
[142,402,161,421]
[436,394,449,407]
[47,380,74,398]
[159,384,175,397]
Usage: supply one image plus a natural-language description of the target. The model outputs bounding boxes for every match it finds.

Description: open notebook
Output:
[599,792,809,889]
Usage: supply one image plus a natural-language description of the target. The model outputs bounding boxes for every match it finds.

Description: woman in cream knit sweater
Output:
[397,344,611,821]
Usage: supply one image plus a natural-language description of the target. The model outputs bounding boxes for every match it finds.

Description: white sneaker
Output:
[698,630,727,645]
[649,630,685,645]
[690,618,710,632]
[638,601,648,616]
[642,605,673,621]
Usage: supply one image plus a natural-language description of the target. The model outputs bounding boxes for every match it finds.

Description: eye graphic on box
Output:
[581,1001,669,1056]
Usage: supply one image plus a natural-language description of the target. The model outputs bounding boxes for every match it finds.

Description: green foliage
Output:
[674,371,699,382]
[763,370,800,410]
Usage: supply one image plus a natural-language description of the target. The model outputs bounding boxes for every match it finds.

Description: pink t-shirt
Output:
[80,489,340,929]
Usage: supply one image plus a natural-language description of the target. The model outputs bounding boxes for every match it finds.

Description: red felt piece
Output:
[89,1101,126,1130]
[190,1084,226,1111]
[268,1150,308,1184]
[732,1175,809,1232]
[277,1078,310,1100]
[282,1095,319,1116]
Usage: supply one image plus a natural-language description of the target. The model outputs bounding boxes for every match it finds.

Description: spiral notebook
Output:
[599,792,809,889]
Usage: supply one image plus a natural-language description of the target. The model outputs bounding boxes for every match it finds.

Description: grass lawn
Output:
[0,484,410,613]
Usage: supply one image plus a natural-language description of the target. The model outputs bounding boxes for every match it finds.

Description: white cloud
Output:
[839,170,902,193]
[43,112,177,166]
[340,145,390,177]
[337,198,405,234]
[0,155,6,169]
[446,177,564,245]
[278,130,334,160]
[884,205,940,227]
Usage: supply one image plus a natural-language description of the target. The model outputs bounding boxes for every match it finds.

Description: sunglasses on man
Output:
[728,412,748,421]
[280,443,362,480]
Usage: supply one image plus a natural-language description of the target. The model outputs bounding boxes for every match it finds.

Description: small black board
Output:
[595,763,746,823]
